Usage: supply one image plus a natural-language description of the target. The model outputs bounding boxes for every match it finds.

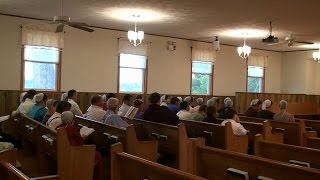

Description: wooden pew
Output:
[125,118,203,173]
[254,134,320,169]
[0,148,17,165]
[191,141,320,179]
[74,116,159,162]
[111,143,206,180]
[180,119,249,153]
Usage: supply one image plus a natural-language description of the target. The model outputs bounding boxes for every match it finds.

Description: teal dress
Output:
[29,104,48,122]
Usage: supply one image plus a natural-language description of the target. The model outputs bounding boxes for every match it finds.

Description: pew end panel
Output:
[111,143,207,180]
[263,121,284,143]
[306,137,320,149]
[57,127,96,180]
[0,148,17,166]
[125,125,159,162]
[0,161,30,180]
[224,122,249,154]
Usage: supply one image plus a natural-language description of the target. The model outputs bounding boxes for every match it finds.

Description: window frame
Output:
[190,60,214,96]
[246,65,265,93]
[117,53,148,94]
[20,45,62,92]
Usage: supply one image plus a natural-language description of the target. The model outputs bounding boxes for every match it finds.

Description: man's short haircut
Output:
[206,106,216,117]
[149,93,161,104]
[107,98,119,110]
[56,101,72,114]
[279,100,288,109]
[91,95,102,105]
[135,94,143,100]
[68,89,77,98]
[180,101,189,110]
[107,93,116,99]
[123,94,133,101]
[25,89,37,99]
[199,104,207,112]
[225,108,238,119]
[170,97,179,104]
[133,99,143,108]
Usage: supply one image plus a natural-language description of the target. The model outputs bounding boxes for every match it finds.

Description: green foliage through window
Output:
[247,66,264,93]
[191,61,212,95]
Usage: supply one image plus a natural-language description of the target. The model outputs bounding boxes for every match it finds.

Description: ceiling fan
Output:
[52,0,94,33]
[282,35,314,46]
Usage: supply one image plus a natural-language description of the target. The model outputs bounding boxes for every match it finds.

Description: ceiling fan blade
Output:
[268,41,286,46]
[68,23,94,32]
[294,41,314,45]
[69,22,89,26]
[56,24,65,33]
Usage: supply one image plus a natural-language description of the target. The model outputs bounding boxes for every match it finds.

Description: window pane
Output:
[120,54,146,68]
[192,61,212,74]
[119,68,144,93]
[191,73,210,95]
[247,77,263,93]
[24,62,57,90]
[248,66,264,77]
[24,45,59,63]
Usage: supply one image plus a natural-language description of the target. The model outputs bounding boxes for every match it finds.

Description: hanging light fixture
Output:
[313,49,320,63]
[128,15,144,47]
[237,34,251,59]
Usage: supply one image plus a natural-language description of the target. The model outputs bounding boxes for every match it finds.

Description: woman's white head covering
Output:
[61,92,68,101]
[225,99,233,108]
[177,97,182,102]
[34,93,44,103]
[20,92,27,103]
[102,94,107,102]
[250,99,260,106]
[207,99,216,107]
[196,98,204,105]
[160,95,167,104]
[184,96,192,104]
[262,99,272,110]
[224,97,231,106]
[61,111,74,124]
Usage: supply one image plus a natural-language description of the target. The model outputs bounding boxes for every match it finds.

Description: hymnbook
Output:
[80,126,95,137]
[124,106,138,120]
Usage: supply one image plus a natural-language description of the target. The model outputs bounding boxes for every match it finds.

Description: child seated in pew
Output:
[59,111,103,180]
[221,109,248,136]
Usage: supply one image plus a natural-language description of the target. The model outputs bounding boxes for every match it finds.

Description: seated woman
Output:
[203,106,220,124]
[29,93,48,122]
[218,98,233,119]
[221,109,248,136]
[191,104,207,121]
[177,101,192,120]
[273,100,295,123]
[257,99,274,119]
[59,111,103,180]
[244,99,262,117]
[42,99,58,124]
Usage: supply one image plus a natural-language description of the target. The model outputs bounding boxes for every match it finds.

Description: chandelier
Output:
[313,49,320,63]
[127,15,144,47]
[237,35,251,59]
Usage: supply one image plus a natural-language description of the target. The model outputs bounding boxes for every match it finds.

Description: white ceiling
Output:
[1,0,320,51]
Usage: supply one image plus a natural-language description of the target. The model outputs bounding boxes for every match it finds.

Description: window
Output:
[247,66,264,93]
[119,54,147,93]
[23,45,60,91]
[191,61,213,95]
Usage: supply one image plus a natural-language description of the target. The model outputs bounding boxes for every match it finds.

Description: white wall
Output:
[0,15,283,95]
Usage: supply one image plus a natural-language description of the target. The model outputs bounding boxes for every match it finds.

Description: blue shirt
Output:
[29,104,48,122]
[102,110,129,129]
[167,103,180,114]
[135,112,143,119]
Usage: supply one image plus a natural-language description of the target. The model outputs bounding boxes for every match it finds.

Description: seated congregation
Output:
[2,89,320,180]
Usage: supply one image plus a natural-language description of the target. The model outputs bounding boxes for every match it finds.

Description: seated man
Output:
[244,99,262,117]
[133,99,144,119]
[118,94,133,117]
[29,93,48,122]
[102,98,129,129]
[85,95,106,122]
[273,100,295,123]
[167,97,180,114]
[59,111,103,180]
[221,109,248,136]
[257,99,275,119]
[177,101,192,120]
[67,89,83,117]
[11,89,37,117]
[203,106,220,124]
[191,105,207,121]
[47,101,72,129]
[143,93,179,126]
[42,99,58,124]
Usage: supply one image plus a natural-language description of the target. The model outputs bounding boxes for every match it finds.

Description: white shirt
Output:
[85,105,106,122]
[189,106,195,113]
[11,98,35,117]
[221,119,247,136]
[193,105,200,112]
[47,112,62,130]
[177,110,192,120]
[68,99,83,117]
[118,103,130,117]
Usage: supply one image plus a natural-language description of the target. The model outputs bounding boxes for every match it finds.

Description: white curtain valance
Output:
[192,46,216,62]
[248,55,268,68]
[118,38,149,56]
[21,26,64,48]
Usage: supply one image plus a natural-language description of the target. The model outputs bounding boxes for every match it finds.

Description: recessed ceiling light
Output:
[105,8,168,22]
[221,29,267,38]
